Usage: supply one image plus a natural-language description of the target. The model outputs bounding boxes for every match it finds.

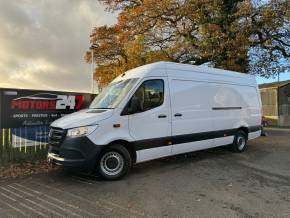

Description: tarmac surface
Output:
[0,128,289,218]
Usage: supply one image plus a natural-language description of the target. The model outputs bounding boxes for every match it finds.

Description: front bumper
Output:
[47,152,86,167]
[48,134,104,171]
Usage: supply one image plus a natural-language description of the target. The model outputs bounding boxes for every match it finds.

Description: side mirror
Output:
[121,96,143,116]
[128,96,141,114]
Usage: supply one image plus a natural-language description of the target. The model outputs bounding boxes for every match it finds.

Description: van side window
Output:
[129,79,164,113]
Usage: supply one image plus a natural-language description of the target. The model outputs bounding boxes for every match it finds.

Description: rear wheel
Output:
[97,144,132,180]
[230,130,248,152]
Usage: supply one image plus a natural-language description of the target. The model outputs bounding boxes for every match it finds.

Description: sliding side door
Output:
[170,79,214,155]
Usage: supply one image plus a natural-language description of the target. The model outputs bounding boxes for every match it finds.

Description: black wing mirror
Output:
[128,96,142,114]
[121,96,142,115]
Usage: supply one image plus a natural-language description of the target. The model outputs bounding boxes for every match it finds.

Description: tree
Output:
[86,0,290,87]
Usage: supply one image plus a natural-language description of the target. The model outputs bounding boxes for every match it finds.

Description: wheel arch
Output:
[237,126,249,138]
[106,140,137,164]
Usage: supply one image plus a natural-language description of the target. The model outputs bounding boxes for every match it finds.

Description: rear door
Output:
[128,77,172,162]
[170,79,214,155]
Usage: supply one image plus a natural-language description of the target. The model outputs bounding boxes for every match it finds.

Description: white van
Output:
[48,62,261,180]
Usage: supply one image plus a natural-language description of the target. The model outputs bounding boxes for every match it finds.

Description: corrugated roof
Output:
[259,80,290,89]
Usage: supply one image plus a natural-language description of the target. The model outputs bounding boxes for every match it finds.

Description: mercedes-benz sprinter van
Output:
[48,62,262,180]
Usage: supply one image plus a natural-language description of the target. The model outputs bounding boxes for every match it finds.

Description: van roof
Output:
[116,61,257,85]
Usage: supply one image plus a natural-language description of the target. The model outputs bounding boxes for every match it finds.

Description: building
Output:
[259,80,290,127]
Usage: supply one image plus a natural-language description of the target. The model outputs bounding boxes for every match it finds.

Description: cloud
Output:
[0,0,116,92]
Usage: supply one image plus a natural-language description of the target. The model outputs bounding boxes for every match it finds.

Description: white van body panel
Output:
[51,109,114,129]
[49,61,261,166]
[133,62,260,162]
[169,79,213,156]
[87,108,134,145]
[136,147,172,163]
[249,131,261,140]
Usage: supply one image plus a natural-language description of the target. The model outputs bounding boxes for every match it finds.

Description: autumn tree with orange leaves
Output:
[85,0,290,88]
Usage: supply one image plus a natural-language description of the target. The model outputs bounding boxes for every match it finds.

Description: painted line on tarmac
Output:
[0,192,17,202]
[32,181,114,211]
[1,187,50,218]
[0,187,48,218]
[8,185,71,218]
[14,183,95,217]
[31,181,145,217]
[32,181,148,217]
[0,200,12,218]
[14,183,96,217]
[0,197,28,218]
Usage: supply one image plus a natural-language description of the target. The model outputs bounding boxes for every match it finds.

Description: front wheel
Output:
[230,131,248,152]
[97,144,132,180]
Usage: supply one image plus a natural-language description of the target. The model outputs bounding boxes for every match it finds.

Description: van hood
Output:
[50,109,114,129]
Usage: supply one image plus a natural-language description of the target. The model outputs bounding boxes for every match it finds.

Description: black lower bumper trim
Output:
[47,152,85,167]
[48,136,104,171]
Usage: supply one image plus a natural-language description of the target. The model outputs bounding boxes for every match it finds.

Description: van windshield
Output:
[90,78,138,109]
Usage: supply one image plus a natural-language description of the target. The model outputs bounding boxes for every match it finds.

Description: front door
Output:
[128,78,172,162]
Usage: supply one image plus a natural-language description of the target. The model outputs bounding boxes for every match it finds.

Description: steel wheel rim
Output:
[237,136,246,150]
[100,151,124,176]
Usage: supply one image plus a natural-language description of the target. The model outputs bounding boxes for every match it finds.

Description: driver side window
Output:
[126,79,164,114]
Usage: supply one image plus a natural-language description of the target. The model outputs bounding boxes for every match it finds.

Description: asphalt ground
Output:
[0,128,289,218]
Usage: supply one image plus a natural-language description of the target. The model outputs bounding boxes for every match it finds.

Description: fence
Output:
[0,126,49,164]
[0,88,93,165]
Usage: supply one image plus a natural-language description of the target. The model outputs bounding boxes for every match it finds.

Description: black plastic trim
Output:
[48,135,104,170]
[248,125,262,132]
[212,107,242,110]
[133,125,262,151]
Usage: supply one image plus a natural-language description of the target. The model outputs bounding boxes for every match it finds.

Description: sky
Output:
[256,73,290,84]
[0,0,289,93]
[0,0,116,93]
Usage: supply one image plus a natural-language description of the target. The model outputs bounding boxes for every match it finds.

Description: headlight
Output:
[67,125,98,137]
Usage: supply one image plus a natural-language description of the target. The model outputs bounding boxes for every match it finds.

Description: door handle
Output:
[158,114,167,118]
[174,113,182,117]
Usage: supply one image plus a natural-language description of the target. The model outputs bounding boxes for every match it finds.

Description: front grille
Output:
[48,127,66,147]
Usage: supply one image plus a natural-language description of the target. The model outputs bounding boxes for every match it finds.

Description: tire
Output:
[97,144,132,180]
[230,130,248,153]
